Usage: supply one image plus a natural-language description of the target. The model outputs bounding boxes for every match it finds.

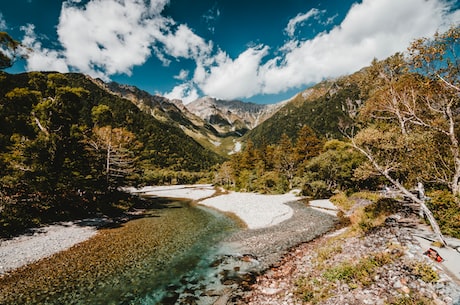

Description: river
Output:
[0,198,241,305]
[0,196,337,305]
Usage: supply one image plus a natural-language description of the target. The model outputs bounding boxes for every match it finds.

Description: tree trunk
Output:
[352,142,448,247]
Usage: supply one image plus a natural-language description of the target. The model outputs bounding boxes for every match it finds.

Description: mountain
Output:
[101,83,286,156]
[185,96,287,136]
[244,71,367,146]
[0,71,224,172]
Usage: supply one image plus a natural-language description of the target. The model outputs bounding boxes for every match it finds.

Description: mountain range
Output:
[98,68,367,155]
[0,63,369,173]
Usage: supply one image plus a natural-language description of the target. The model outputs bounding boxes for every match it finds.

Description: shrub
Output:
[426,190,460,239]
[330,192,354,211]
[410,261,439,283]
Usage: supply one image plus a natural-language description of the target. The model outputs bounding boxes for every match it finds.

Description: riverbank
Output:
[0,219,100,275]
[239,210,460,305]
[0,185,319,277]
[0,185,337,305]
[132,184,307,229]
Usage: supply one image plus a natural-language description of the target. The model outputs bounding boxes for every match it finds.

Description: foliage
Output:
[410,261,439,283]
[0,71,223,236]
[351,26,460,198]
[330,192,355,212]
[355,198,400,233]
[215,127,322,193]
[426,190,460,238]
[0,32,22,70]
[302,140,367,197]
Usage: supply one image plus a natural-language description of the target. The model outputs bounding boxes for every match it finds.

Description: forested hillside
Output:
[216,27,460,240]
[245,73,366,147]
[0,71,223,235]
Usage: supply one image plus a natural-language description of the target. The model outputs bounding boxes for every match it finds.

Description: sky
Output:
[1,0,459,104]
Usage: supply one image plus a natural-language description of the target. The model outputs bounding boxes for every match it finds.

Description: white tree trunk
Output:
[352,142,448,246]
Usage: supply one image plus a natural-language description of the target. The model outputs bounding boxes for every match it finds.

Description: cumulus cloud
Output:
[191,0,460,100]
[285,9,322,38]
[57,0,169,79]
[174,69,189,80]
[52,0,213,80]
[21,24,69,72]
[163,81,199,104]
[194,46,269,99]
[156,24,212,60]
[14,0,460,103]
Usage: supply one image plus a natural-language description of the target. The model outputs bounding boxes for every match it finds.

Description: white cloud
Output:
[21,24,69,73]
[163,82,199,104]
[174,69,189,80]
[156,24,212,60]
[0,13,6,30]
[57,0,168,79]
[192,0,460,100]
[195,46,269,99]
[285,9,322,38]
[53,0,212,80]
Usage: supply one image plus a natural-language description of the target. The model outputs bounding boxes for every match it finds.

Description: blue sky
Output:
[1,0,459,104]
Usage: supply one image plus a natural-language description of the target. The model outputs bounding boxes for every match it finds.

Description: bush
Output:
[351,198,400,233]
[410,261,439,283]
[301,180,332,198]
[426,190,460,239]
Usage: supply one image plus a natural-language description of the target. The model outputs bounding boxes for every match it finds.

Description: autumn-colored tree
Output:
[350,27,460,245]
[274,133,296,189]
[214,161,235,188]
[293,125,323,174]
[87,126,142,189]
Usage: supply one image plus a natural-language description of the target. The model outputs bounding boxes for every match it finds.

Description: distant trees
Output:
[215,126,323,193]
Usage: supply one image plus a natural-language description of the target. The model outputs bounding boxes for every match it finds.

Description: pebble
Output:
[239,212,460,305]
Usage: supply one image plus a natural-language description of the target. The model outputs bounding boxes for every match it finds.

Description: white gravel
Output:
[127,185,301,230]
[199,191,298,229]
[0,186,305,276]
[126,184,216,201]
[0,222,97,275]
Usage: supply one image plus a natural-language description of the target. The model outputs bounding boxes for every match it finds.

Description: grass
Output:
[410,261,439,283]
[294,191,441,304]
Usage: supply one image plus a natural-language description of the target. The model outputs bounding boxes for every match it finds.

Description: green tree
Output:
[275,133,296,190]
[91,104,113,127]
[293,125,323,175]
[302,140,365,197]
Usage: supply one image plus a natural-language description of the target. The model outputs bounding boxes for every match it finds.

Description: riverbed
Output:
[0,196,336,304]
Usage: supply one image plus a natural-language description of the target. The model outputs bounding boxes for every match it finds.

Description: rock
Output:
[260,287,283,295]
[393,279,403,289]
[433,299,447,305]
[401,285,411,294]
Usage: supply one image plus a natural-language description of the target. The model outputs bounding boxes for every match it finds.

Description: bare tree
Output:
[87,126,142,188]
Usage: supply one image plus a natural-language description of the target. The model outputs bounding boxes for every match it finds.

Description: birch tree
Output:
[88,126,141,189]
[350,27,460,245]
